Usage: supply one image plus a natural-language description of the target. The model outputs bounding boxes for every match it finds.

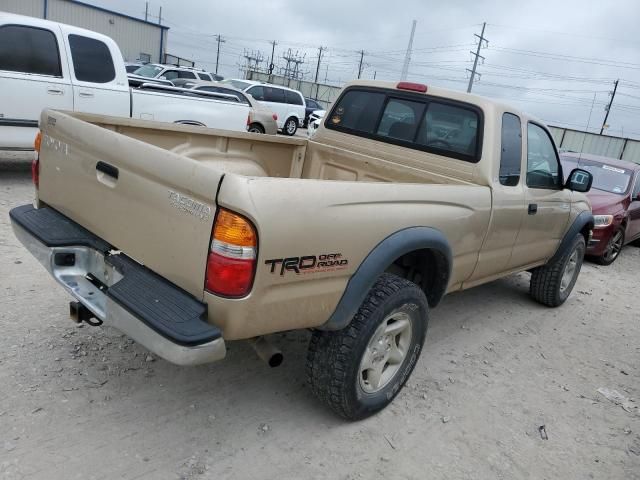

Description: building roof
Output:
[64,0,170,30]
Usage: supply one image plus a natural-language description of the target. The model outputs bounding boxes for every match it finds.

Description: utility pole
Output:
[214,35,225,74]
[600,79,619,135]
[314,46,325,99]
[357,50,365,79]
[145,2,149,21]
[400,20,417,81]
[466,22,488,93]
[268,40,277,81]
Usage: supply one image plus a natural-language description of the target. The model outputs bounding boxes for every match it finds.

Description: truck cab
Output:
[0,12,130,150]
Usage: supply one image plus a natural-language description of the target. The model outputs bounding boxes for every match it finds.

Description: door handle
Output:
[96,161,118,179]
[528,203,538,215]
[47,87,64,95]
[79,91,94,98]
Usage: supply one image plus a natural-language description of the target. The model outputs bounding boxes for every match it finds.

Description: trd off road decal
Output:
[265,253,349,276]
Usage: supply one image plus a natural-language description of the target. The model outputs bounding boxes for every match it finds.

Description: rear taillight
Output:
[32,131,42,188]
[272,113,278,121]
[205,209,257,297]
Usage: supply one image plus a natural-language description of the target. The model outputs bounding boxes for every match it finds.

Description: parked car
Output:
[220,79,305,136]
[11,80,594,420]
[132,63,215,82]
[307,109,326,138]
[303,97,323,127]
[0,13,251,153]
[125,62,145,73]
[172,79,278,135]
[561,152,640,264]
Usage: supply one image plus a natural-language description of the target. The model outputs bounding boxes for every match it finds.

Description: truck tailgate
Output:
[36,110,221,297]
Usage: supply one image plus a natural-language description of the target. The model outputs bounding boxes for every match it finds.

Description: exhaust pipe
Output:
[248,336,283,367]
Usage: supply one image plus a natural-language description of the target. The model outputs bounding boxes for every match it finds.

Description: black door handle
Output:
[96,161,119,180]
[528,203,538,215]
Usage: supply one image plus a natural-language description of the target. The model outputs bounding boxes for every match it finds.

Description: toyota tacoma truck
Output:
[10,80,595,420]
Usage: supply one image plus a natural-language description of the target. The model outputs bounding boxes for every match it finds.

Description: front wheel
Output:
[283,117,298,136]
[594,227,624,265]
[530,233,585,307]
[306,273,428,420]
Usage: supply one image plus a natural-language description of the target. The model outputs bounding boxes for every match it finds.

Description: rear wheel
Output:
[594,227,624,265]
[248,123,265,134]
[283,117,298,136]
[530,234,585,307]
[306,273,428,420]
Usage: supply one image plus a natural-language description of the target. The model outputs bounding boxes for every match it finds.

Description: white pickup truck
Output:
[0,12,250,154]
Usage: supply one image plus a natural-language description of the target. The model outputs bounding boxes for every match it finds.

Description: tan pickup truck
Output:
[10,80,595,419]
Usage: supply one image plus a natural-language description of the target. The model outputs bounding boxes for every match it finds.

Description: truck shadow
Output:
[89,271,541,426]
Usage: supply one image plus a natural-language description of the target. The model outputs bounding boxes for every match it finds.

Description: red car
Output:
[561,152,640,264]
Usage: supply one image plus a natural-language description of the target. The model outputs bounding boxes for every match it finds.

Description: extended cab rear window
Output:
[325,87,482,163]
[68,34,115,83]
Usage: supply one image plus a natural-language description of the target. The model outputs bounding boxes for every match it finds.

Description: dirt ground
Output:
[1,156,639,480]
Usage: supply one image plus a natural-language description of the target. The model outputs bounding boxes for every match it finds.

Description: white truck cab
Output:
[0,13,129,150]
[0,13,249,153]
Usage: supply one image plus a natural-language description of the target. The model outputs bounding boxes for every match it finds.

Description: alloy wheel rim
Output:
[604,231,623,261]
[358,310,412,394]
[560,250,578,292]
[286,120,296,134]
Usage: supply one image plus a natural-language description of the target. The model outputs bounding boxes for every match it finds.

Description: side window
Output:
[68,34,115,83]
[416,102,479,158]
[197,72,211,81]
[247,85,264,101]
[527,123,561,189]
[633,175,640,199]
[163,70,179,80]
[178,70,197,79]
[264,87,286,103]
[0,25,61,76]
[376,98,423,142]
[327,89,386,134]
[499,113,522,186]
[285,90,303,105]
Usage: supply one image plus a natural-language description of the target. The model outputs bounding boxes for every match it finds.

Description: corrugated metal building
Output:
[549,126,640,165]
[0,0,168,62]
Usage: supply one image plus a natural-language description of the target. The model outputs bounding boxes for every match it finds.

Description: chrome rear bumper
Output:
[11,216,225,366]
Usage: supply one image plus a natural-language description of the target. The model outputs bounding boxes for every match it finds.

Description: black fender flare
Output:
[548,211,594,265]
[321,227,452,331]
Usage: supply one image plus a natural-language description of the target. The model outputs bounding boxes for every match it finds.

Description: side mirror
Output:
[565,168,593,193]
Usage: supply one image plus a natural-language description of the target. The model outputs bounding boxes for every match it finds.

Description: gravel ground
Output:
[1,156,639,479]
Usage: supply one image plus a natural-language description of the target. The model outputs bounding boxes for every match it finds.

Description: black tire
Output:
[530,234,585,307]
[306,273,428,420]
[283,117,298,136]
[593,227,624,265]
[248,123,264,134]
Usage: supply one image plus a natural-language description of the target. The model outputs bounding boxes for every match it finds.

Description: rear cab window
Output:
[0,25,62,76]
[326,87,482,162]
[68,34,115,83]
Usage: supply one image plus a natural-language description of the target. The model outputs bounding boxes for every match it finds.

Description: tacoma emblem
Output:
[168,190,212,221]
